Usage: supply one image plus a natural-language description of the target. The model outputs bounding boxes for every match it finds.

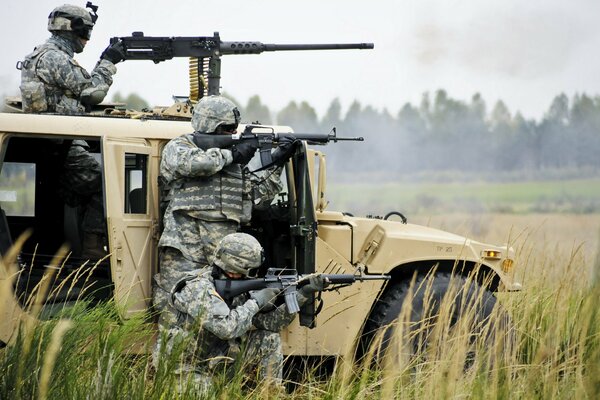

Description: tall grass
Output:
[1,231,599,399]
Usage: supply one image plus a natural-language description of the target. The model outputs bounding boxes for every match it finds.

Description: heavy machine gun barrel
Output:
[112,32,374,61]
[222,42,374,54]
[110,32,374,99]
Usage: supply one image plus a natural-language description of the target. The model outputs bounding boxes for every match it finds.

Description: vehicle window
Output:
[0,162,35,217]
[124,153,148,214]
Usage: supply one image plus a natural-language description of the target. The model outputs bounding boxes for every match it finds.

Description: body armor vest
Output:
[19,41,80,113]
[169,160,247,223]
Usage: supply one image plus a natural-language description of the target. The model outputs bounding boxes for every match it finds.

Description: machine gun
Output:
[110,32,374,100]
[214,268,390,321]
[192,125,363,169]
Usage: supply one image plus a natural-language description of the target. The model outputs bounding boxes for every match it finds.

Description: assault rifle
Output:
[192,125,363,169]
[110,32,374,99]
[214,268,390,316]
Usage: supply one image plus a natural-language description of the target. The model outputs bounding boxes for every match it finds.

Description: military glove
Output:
[100,41,126,64]
[270,135,299,166]
[299,274,329,297]
[231,141,259,165]
[250,287,281,309]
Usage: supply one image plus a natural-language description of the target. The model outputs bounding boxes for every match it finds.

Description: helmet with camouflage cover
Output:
[191,95,241,133]
[213,233,264,277]
[47,3,98,40]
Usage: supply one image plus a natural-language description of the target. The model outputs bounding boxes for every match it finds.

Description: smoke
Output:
[413,3,594,79]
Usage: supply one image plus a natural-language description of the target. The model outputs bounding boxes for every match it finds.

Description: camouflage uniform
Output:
[18,5,122,259]
[154,133,283,319]
[58,140,106,259]
[157,265,296,391]
[153,98,286,390]
[19,33,116,114]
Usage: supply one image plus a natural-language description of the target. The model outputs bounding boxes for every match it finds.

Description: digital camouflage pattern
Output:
[213,233,264,276]
[58,140,104,233]
[55,139,107,259]
[191,95,241,133]
[153,224,238,325]
[47,4,94,39]
[19,13,113,260]
[158,133,282,265]
[154,99,285,390]
[155,266,295,391]
[155,133,283,342]
[19,34,116,114]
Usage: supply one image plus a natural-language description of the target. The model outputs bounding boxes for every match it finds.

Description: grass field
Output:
[1,201,599,398]
[409,213,600,281]
[327,178,600,215]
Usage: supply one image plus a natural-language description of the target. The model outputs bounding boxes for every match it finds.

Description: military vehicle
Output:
[0,33,521,360]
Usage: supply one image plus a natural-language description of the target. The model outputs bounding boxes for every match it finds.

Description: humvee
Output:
[0,103,520,357]
[0,32,520,359]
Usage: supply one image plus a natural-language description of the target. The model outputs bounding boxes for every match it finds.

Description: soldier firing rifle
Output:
[214,267,390,314]
[192,125,364,171]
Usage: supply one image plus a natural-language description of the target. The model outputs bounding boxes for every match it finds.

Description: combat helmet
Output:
[213,233,264,277]
[47,3,98,40]
[191,95,241,133]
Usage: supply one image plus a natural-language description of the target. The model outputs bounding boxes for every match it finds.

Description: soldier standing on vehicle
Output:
[157,233,327,392]
[18,3,126,261]
[18,2,125,114]
[153,95,297,328]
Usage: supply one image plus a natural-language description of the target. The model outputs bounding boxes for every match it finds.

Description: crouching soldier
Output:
[154,232,327,393]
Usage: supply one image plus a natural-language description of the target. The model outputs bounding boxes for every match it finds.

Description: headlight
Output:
[481,250,502,260]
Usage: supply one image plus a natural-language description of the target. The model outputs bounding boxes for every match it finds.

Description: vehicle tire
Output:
[361,272,504,367]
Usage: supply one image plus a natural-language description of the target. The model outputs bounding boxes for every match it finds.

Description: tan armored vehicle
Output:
[0,32,520,359]
[0,105,520,355]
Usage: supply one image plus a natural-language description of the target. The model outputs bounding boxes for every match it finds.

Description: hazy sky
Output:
[3,0,600,119]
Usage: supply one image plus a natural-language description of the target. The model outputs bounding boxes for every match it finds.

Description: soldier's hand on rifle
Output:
[100,40,126,64]
[299,274,330,296]
[271,135,300,166]
[231,141,259,165]
[250,287,281,310]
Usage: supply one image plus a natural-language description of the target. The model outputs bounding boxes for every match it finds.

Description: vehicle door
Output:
[102,137,157,317]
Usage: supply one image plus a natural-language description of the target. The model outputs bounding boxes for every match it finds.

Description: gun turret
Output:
[110,32,374,101]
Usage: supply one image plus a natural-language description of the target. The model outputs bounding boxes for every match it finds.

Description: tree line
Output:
[236,91,600,181]
[4,89,599,181]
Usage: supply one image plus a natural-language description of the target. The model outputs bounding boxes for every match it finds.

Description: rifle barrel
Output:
[332,137,364,142]
[278,133,364,143]
[358,275,391,280]
[322,273,390,285]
